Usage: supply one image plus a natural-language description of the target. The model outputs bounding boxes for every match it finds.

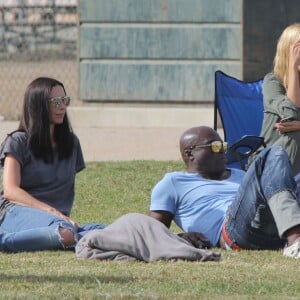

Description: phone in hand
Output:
[280,116,295,123]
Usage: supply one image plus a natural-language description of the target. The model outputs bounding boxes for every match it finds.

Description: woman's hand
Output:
[286,41,300,107]
[48,207,78,229]
[62,216,78,230]
[274,120,300,133]
[290,41,300,71]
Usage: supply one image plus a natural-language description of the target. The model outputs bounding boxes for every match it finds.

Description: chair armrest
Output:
[226,135,265,164]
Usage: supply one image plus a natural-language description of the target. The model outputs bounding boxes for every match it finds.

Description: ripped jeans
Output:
[226,146,300,250]
[0,205,106,252]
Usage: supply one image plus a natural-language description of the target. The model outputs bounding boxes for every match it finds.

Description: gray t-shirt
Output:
[0,131,85,220]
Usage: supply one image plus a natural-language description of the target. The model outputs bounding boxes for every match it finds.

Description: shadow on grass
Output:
[0,273,133,284]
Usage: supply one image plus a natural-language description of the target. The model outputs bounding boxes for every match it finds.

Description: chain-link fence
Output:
[0,0,79,120]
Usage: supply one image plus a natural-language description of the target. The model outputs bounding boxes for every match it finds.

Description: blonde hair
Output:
[274,23,300,88]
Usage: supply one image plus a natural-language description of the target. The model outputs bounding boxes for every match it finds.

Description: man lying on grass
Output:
[149,126,300,258]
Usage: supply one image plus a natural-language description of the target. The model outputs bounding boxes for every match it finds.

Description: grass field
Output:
[0,160,300,299]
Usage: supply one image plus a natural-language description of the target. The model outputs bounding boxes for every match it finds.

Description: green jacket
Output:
[260,72,300,175]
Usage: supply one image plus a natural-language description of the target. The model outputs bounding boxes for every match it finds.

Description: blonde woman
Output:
[260,23,300,174]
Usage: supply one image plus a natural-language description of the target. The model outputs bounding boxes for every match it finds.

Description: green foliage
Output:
[1,161,300,299]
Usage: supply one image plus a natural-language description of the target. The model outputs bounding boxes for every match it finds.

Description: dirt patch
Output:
[0,121,185,161]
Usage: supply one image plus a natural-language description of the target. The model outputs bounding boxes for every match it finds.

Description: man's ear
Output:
[184,149,193,159]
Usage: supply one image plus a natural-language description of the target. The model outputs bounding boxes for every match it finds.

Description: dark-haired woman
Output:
[0,77,105,252]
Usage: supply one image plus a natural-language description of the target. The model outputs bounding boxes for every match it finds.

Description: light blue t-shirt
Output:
[150,169,245,246]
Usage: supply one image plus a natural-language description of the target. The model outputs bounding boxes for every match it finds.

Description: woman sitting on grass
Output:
[0,77,106,252]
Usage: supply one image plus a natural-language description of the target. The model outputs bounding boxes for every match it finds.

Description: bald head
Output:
[180,126,218,151]
[179,126,227,178]
[179,126,221,165]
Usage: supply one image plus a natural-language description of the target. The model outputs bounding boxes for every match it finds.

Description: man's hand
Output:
[178,232,212,249]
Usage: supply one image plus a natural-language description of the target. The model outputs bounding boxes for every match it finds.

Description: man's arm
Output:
[149,210,173,228]
[149,210,211,249]
[149,174,211,248]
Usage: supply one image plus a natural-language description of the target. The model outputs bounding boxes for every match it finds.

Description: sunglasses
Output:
[189,141,228,153]
[48,96,71,109]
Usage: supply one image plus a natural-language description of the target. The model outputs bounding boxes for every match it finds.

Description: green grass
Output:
[1,161,300,299]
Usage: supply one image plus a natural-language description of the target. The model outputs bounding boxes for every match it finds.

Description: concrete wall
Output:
[78,0,300,103]
[243,0,300,81]
[78,0,242,103]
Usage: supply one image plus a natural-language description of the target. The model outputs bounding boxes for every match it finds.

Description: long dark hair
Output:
[18,77,74,163]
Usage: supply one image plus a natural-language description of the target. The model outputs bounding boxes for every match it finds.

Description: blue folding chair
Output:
[214,70,265,169]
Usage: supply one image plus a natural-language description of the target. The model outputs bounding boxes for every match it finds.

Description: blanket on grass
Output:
[75,213,221,262]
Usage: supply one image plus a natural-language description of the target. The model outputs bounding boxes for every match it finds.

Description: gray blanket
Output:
[75,213,221,262]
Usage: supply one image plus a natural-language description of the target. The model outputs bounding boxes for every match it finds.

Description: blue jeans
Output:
[0,205,106,252]
[226,146,299,250]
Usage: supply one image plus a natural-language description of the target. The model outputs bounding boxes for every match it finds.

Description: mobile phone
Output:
[280,116,295,123]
